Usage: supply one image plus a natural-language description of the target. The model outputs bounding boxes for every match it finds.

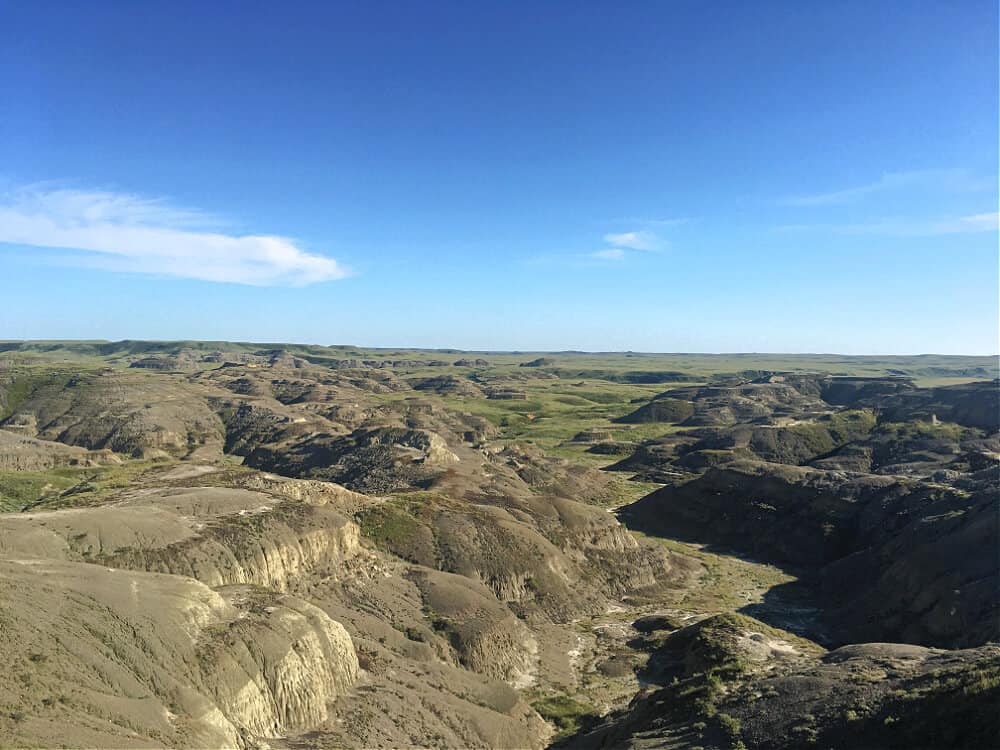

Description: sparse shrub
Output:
[355,647,375,671]
[717,712,741,738]
[403,626,426,642]
[792,724,819,744]
[531,694,598,739]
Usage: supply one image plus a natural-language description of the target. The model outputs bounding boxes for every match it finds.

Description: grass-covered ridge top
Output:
[1,339,995,384]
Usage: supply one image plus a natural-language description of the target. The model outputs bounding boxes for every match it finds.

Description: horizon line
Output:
[2,338,998,359]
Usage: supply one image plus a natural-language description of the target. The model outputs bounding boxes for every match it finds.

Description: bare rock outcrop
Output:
[0,429,122,472]
[0,560,359,749]
[410,568,539,686]
[0,487,363,592]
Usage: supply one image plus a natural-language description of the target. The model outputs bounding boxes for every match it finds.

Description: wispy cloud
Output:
[529,226,673,267]
[0,185,347,285]
[616,216,690,228]
[590,247,626,261]
[777,212,999,237]
[955,212,1000,232]
[780,168,996,207]
[603,230,662,251]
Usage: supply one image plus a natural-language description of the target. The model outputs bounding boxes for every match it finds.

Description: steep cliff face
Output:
[525,495,678,595]
[0,560,359,749]
[0,429,122,471]
[360,495,632,621]
[825,379,1000,431]
[357,484,688,628]
[0,487,363,591]
[410,568,540,687]
[622,461,895,567]
[0,475,557,750]
[622,460,999,648]
[198,586,359,737]
[822,481,999,648]
[105,502,362,591]
[309,559,553,750]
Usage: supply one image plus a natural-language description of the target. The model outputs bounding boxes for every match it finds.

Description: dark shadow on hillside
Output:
[615,507,833,646]
[737,577,832,646]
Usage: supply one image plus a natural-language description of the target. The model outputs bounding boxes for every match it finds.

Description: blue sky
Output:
[1,1,997,353]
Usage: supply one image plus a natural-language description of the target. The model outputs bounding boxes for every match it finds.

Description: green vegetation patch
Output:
[827,653,1000,750]
[0,367,95,420]
[628,531,796,612]
[677,613,825,678]
[0,460,169,512]
[355,494,444,565]
[786,409,877,453]
[875,419,973,443]
[615,398,695,424]
[531,694,599,740]
[0,470,80,512]
[357,503,423,548]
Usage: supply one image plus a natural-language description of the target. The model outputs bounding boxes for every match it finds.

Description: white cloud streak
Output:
[0,185,347,286]
[776,212,999,237]
[590,248,626,260]
[603,230,661,251]
[617,216,690,228]
[780,169,996,207]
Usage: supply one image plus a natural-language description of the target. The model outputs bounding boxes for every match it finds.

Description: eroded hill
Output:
[0,342,996,749]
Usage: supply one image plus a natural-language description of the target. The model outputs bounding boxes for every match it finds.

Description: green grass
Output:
[440,379,681,452]
[780,409,877,455]
[357,502,423,548]
[628,531,797,612]
[912,375,996,387]
[0,470,80,511]
[592,477,662,509]
[0,366,99,420]
[0,460,171,512]
[615,397,695,424]
[680,613,825,676]
[3,341,995,379]
[530,694,599,740]
[875,419,974,442]
[840,653,1000,750]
